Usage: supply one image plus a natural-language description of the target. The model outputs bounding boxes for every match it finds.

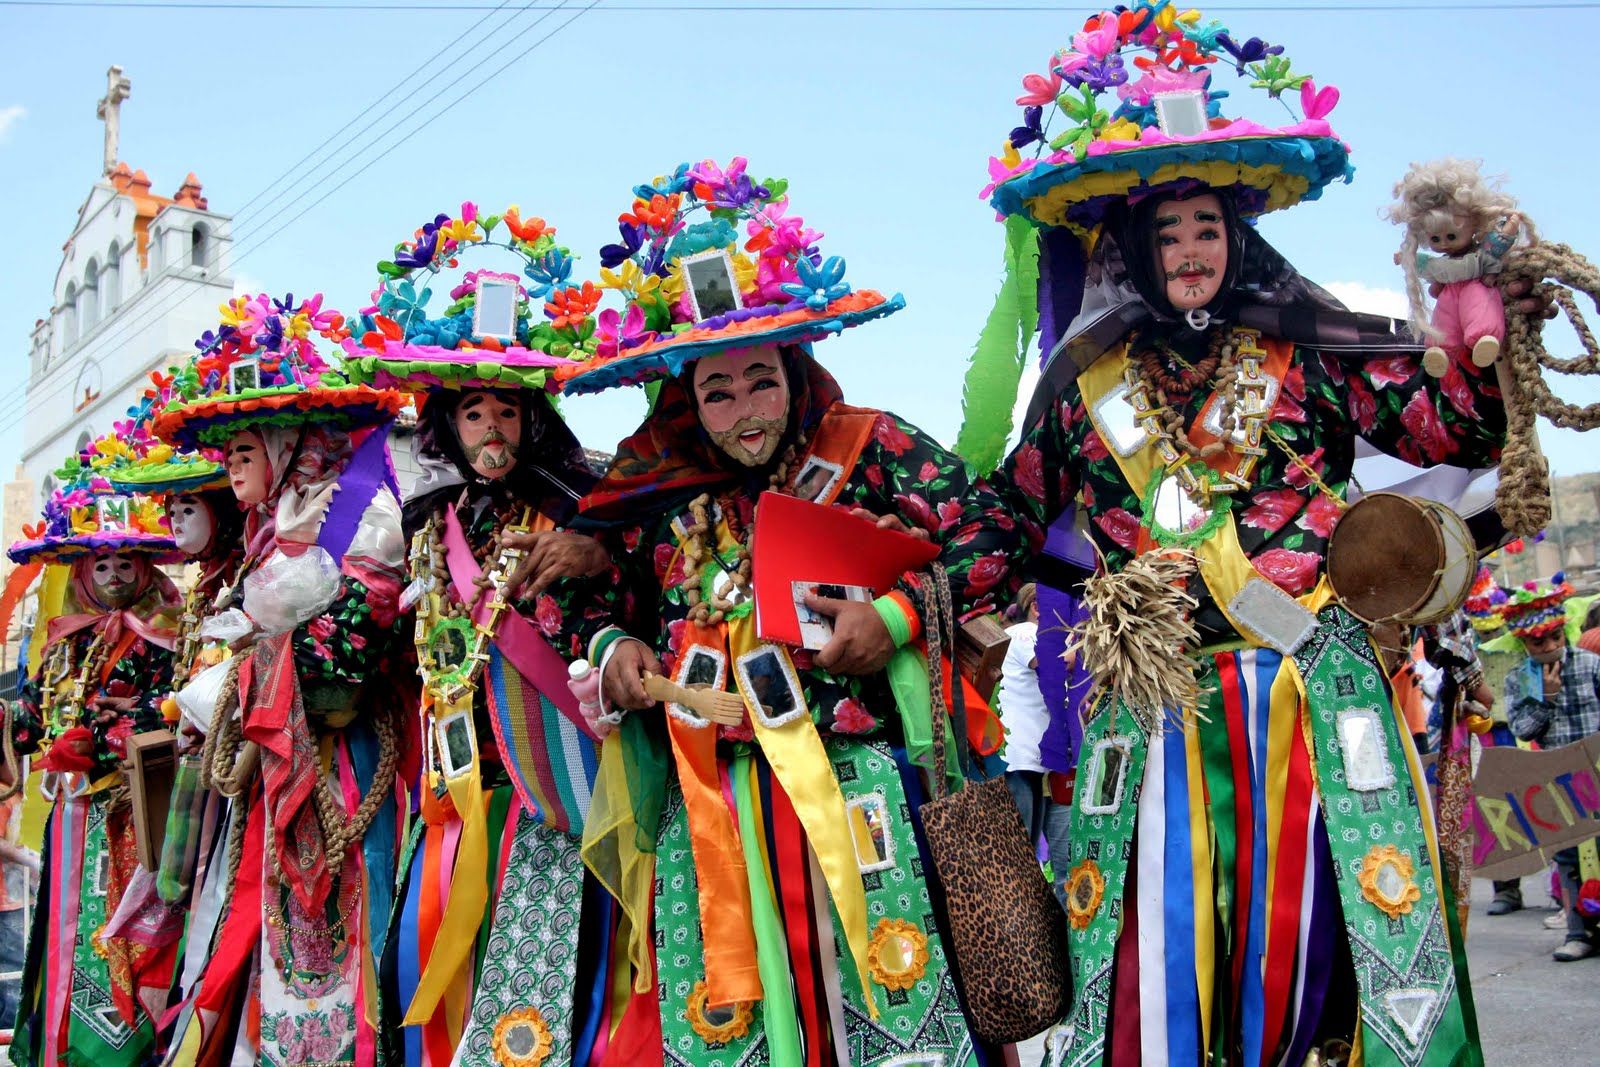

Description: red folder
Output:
[752,490,941,647]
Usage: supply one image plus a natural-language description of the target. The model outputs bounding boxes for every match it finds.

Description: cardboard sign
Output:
[1467,731,1600,881]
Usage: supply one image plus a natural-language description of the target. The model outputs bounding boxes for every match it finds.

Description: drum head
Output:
[1326,492,1445,625]
[1413,501,1478,624]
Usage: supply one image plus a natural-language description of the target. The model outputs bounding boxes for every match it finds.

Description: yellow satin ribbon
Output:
[403,690,488,1030]
[726,613,878,1020]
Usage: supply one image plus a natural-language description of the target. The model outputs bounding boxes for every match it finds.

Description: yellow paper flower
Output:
[1100,118,1143,144]
[284,310,313,342]
[730,251,758,295]
[1000,139,1022,170]
[218,295,251,328]
[442,217,480,243]
[1154,6,1200,32]
[597,259,664,302]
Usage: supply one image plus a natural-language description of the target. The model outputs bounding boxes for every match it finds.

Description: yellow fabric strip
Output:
[1263,663,1298,958]
[727,613,878,1020]
[581,734,657,993]
[404,693,489,1026]
[1185,711,1215,1053]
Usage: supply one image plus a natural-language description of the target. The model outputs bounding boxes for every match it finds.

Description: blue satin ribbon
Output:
[571,882,613,1067]
[398,828,425,1067]
[1164,718,1201,1062]
[1241,650,1280,1067]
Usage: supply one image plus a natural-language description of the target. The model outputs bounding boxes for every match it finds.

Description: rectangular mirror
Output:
[1154,90,1209,137]
[473,272,521,342]
[683,249,741,321]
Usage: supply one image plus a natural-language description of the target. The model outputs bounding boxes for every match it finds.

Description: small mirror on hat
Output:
[1153,91,1209,138]
[473,271,520,342]
[683,249,741,321]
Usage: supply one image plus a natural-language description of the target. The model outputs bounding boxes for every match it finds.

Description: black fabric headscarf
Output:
[1025,182,1421,428]
[403,387,598,534]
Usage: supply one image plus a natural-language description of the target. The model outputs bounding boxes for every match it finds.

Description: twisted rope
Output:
[1494,242,1600,536]
[0,702,22,803]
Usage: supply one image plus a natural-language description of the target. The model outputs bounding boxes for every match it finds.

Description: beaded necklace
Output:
[680,432,807,625]
[1123,326,1274,507]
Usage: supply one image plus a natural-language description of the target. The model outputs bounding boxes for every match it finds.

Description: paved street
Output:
[1015,876,1599,1065]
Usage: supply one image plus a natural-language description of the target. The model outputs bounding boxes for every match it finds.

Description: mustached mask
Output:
[88,553,143,609]
[1114,184,1246,332]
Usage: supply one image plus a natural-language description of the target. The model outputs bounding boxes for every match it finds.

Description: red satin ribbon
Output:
[1260,701,1314,1063]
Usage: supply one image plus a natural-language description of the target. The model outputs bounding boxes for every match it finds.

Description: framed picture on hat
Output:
[97,495,131,531]
[1153,91,1208,137]
[683,249,741,321]
[228,358,260,394]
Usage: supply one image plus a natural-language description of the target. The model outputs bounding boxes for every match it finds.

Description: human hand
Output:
[1498,212,1522,238]
[1504,277,1558,320]
[602,640,663,710]
[176,721,206,754]
[504,530,610,598]
[847,507,931,541]
[91,694,139,725]
[275,481,338,545]
[806,592,895,675]
[1542,660,1563,699]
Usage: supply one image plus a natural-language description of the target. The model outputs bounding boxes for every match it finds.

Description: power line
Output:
[4,0,597,438]
[3,0,548,434]
[3,0,1597,10]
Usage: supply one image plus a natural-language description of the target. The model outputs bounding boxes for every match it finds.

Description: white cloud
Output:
[0,105,25,143]
[1323,280,1410,321]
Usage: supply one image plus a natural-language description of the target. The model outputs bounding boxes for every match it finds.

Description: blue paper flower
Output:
[633,163,693,200]
[524,248,573,299]
[781,255,850,311]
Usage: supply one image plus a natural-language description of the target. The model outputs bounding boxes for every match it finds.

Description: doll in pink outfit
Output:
[1389,158,1533,377]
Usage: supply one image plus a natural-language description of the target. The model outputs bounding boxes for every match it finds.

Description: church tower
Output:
[18,65,236,506]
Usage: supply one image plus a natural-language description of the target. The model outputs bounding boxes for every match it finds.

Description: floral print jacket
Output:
[15,629,174,777]
[548,410,1020,739]
[993,343,1506,643]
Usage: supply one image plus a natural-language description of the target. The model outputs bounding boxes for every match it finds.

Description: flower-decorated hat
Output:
[98,377,228,496]
[554,157,904,395]
[152,292,406,450]
[1463,564,1509,634]
[341,202,595,395]
[1500,572,1574,639]
[8,446,178,565]
[983,3,1352,246]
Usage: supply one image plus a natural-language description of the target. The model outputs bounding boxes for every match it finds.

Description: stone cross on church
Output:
[96,65,130,177]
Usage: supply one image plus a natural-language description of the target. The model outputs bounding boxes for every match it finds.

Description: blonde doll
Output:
[1389,158,1533,376]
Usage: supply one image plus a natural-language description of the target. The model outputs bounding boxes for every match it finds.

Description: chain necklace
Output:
[1123,326,1274,505]
[680,433,807,625]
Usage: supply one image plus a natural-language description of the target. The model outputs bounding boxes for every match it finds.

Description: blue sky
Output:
[2,0,1598,490]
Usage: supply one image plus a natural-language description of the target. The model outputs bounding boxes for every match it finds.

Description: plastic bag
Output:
[242,547,343,634]
[175,657,234,737]
[199,608,255,646]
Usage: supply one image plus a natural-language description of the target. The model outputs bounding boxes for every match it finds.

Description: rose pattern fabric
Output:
[549,410,1018,736]
[994,343,1506,639]
[14,630,174,777]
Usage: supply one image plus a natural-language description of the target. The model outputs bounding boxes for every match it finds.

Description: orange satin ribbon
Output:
[665,622,763,1008]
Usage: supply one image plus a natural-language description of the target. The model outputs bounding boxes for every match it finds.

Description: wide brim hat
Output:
[154,383,406,450]
[1500,572,1574,638]
[552,289,903,395]
[982,6,1351,247]
[106,458,229,496]
[7,530,179,566]
[550,158,903,396]
[153,293,406,450]
[343,203,602,396]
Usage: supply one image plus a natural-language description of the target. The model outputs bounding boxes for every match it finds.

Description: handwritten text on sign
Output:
[1467,731,1600,881]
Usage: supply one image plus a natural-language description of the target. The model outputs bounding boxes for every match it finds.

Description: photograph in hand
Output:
[793,580,873,650]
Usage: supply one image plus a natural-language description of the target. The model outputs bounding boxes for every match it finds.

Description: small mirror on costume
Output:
[1153,91,1209,138]
[473,272,520,342]
[671,646,725,723]
[683,249,741,321]
[228,358,260,393]
[792,456,844,503]
[96,495,131,531]
[737,647,804,726]
[435,709,478,781]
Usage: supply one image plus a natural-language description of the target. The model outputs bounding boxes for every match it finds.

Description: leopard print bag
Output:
[918,566,1072,1045]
